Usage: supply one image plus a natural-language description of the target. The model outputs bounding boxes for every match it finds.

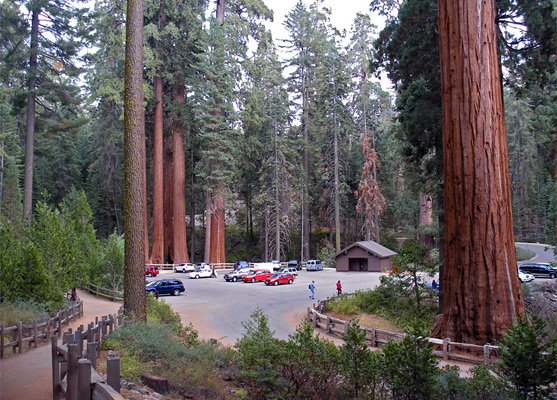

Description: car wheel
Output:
[233,277,237,282]
[147,273,153,277]
[195,275,200,279]
[288,280,293,284]
[173,289,180,296]
[274,281,278,286]
[251,278,255,283]
[550,273,556,279]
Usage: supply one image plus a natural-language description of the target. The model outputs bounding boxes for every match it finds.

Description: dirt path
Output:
[0,290,121,400]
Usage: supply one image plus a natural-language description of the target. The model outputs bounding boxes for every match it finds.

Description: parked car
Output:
[224,268,254,282]
[288,260,301,271]
[305,260,323,271]
[277,267,298,276]
[519,263,556,279]
[145,266,160,277]
[254,260,282,271]
[146,279,185,296]
[189,267,217,279]
[196,262,210,269]
[234,261,249,270]
[265,273,294,286]
[174,263,195,273]
[242,269,272,283]
[518,270,535,283]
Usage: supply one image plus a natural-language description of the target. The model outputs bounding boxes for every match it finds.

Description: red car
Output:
[145,266,160,277]
[242,269,272,283]
[265,273,294,286]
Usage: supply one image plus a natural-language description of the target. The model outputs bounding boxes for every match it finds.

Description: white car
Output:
[189,267,217,279]
[277,267,298,276]
[174,263,195,273]
[518,270,534,283]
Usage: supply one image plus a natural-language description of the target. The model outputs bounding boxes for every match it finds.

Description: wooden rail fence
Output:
[308,298,499,365]
[1,301,83,359]
[52,309,124,400]
[83,283,123,302]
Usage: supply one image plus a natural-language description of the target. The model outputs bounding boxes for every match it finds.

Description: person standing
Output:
[336,280,342,295]
[309,280,315,299]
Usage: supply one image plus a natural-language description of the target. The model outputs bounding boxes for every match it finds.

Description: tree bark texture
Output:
[123,0,146,322]
[23,8,39,222]
[302,71,310,261]
[432,0,524,343]
[150,75,165,264]
[204,192,212,263]
[172,83,189,264]
[418,191,434,247]
[209,190,225,264]
[163,135,174,263]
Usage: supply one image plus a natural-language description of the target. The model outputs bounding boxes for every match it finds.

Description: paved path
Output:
[0,290,121,400]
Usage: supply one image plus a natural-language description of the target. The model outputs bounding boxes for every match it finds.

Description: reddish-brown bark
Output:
[172,83,189,264]
[150,75,165,264]
[209,190,226,264]
[432,0,524,344]
[163,134,174,263]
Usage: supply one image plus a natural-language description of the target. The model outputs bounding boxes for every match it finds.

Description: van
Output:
[305,260,323,271]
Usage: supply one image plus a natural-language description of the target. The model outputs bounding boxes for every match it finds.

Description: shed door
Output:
[348,258,368,271]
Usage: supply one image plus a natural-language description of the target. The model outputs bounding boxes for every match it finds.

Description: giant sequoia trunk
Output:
[432,0,524,343]
[172,83,189,264]
[150,75,165,264]
[209,190,225,264]
[23,8,39,222]
[163,134,174,262]
[123,0,146,322]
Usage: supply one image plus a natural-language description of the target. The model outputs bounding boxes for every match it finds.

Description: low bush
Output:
[515,246,536,261]
[0,301,51,326]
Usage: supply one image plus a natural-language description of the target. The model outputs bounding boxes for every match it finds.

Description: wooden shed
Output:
[334,241,398,272]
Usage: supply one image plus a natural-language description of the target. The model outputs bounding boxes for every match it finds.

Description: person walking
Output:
[309,280,315,299]
[336,280,342,295]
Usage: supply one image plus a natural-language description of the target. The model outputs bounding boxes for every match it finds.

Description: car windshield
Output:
[146,281,160,288]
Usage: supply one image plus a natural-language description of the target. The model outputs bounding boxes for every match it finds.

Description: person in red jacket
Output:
[336,280,342,295]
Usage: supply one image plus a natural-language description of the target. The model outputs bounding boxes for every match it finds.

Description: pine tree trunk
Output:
[172,83,189,264]
[432,0,524,343]
[418,191,433,247]
[302,70,310,261]
[163,133,174,263]
[274,119,281,260]
[123,0,146,322]
[189,139,196,262]
[150,75,164,264]
[23,8,39,222]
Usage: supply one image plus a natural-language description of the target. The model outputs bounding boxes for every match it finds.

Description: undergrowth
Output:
[0,300,51,326]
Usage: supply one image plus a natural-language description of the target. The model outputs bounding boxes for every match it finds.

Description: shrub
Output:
[496,316,557,399]
[327,294,361,315]
[146,294,182,333]
[516,247,536,261]
[0,301,50,326]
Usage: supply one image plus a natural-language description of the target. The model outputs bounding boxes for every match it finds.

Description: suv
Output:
[305,260,323,271]
[288,260,301,271]
[234,261,249,270]
[519,263,557,279]
[175,263,195,273]
[145,266,160,277]
[146,279,185,296]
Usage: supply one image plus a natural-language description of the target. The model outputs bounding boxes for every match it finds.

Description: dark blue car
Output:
[146,279,185,296]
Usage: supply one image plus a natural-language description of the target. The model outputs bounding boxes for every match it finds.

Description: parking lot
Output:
[147,268,385,345]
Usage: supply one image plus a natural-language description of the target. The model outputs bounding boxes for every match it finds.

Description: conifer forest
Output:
[0,0,556,338]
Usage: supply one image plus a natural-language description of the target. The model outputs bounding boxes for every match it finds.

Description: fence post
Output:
[67,343,78,400]
[483,344,491,364]
[33,320,38,348]
[56,312,61,336]
[326,317,331,333]
[75,329,82,358]
[51,336,60,400]
[101,316,107,338]
[443,337,450,360]
[370,328,377,348]
[87,342,97,370]
[77,359,92,400]
[107,357,120,393]
[0,324,4,358]
[17,321,23,353]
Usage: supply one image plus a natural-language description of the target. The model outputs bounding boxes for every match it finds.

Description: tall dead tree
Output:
[432,0,524,343]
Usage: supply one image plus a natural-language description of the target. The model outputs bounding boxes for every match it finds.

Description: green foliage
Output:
[381,323,439,400]
[281,320,341,399]
[515,246,536,262]
[327,294,361,315]
[0,300,50,326]
[317,240,336,268]
[146,294,183,334]
[89,231,124,290]
[235,308,286,398]
[496,316,557,399]
[340,320,383,398]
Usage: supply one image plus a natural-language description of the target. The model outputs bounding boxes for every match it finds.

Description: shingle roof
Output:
[334,241,398,259]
